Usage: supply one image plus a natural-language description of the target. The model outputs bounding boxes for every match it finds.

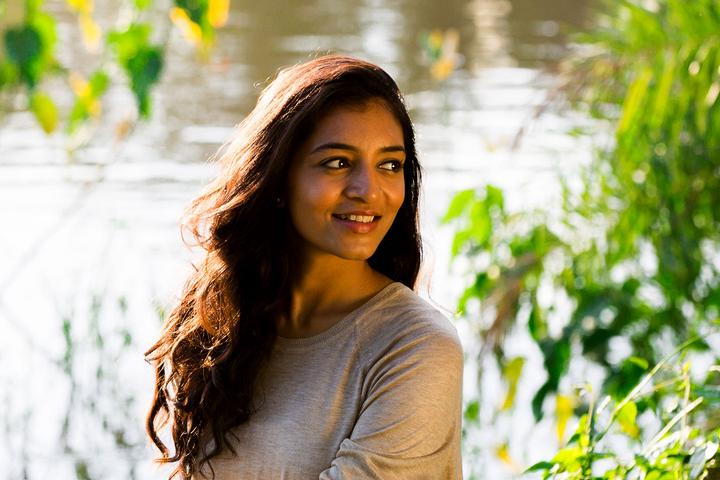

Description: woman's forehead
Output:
[306,101,404,146]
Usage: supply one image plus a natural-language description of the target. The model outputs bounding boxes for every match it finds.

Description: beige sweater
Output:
[196,282,464,479]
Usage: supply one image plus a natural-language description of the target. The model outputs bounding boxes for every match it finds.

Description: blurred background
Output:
[1,0,718,478]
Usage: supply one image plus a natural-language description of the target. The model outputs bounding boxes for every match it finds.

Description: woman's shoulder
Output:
[357,282,463,365]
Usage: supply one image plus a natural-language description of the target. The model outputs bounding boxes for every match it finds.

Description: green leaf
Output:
[524,461,554,473]
[628,356,649,370]
[175,0,209,26]
[485,184,504,212]
[528,300,547,341]
[532,382,552,421]
[617,67,652,134]
[616,400,639,437]
[0,61,19,88]
[457,272,491,313]
[29,12,58,56]
[127,46,163,117]
[4,24,43,87]
[442,188,475,223]
[89,70,109,95]
[464,399,480,422]
[468,202,492,246]
[107,23,152,63]
[29,91,58,133]
[552,445,583,471]
[451,227,472,258]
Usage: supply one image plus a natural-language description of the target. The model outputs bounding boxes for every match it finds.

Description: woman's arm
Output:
[319,326,464,480]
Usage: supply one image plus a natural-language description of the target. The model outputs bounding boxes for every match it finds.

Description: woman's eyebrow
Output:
[310,142,406,154]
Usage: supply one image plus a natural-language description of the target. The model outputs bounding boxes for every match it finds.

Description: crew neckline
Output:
[275,282,405,351]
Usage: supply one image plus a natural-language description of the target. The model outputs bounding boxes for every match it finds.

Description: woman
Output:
[145,55,463,479]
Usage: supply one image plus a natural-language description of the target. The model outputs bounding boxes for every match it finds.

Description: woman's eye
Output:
[323,158,348,169]
[379,160,404,172]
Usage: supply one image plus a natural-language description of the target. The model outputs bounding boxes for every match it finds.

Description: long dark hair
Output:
[144,55,423,479]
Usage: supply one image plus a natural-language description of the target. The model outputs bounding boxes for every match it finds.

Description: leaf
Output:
[464,400,479,422]
[89,70,109,95]
[468,201,492,246]
[532,382,552,421]
[30,91,58,134]
[457,271,497,315]
[628,356,649,370]
[208,0,229,28]
[617,67,652,134]
[616,400,639,438]
[442,188,475,223]
[485,184,504,212]
[528,300,547,341]
[170,6,204,45]
[66,0,92,14]
[451,228,471,257]
[78,13,102,52]
[126,47,163,117]
[175,0,208,25]
[556,394,574,444]
[67,69,109,132]
[524,461,554,473]
[4,24,43,87]
[552,446,583,471]
[494,442,517,468]
[500,356,525,411]
[107,23,152,63]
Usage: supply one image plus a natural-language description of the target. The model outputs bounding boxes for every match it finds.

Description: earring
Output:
[275,196,285,208]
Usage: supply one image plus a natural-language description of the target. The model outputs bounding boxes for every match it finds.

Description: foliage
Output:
[526,344,720,479]
[0,0,230,137]
[446,0,720,474]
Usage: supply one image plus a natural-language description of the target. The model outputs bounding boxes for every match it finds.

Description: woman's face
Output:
[286,100,406,262]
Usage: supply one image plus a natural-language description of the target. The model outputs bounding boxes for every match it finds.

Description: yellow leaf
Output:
[66,0,93,14]
[616,401,639,438]
[69,72,90,98]
[208,0,230,28]
[170,7,203,46]
[88,98,101,118]
[494,442,520,472]
[556,394,574,444]
[79,14,101,52]
[431,57,455,81]
[30,91,59,134]
[495,442,513,464]
[428,29,443,51]
[500,356,525,411]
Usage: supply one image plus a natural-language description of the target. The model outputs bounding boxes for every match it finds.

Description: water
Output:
[0,0,593,478]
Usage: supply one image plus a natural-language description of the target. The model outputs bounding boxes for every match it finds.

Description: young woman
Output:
[145,55,464,479]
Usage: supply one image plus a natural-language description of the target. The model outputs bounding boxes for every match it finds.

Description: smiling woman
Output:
[286,101,406,267]
[144,55,464,480]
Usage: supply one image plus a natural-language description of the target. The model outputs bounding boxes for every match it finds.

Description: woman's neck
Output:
[278,255,393,338]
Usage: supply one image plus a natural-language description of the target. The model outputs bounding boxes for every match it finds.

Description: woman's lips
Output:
[332,214,381,233]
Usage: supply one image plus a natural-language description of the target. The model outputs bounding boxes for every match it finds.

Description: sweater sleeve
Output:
[318,318,464,480]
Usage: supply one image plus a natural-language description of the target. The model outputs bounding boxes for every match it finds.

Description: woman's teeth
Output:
[336,214,375,223]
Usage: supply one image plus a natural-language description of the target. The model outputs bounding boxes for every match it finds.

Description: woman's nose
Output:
[344,164,379,202]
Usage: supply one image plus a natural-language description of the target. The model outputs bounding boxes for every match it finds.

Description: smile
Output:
[332,214,379,223]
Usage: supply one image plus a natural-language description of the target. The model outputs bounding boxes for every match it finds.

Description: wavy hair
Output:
[144,55,423,479]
